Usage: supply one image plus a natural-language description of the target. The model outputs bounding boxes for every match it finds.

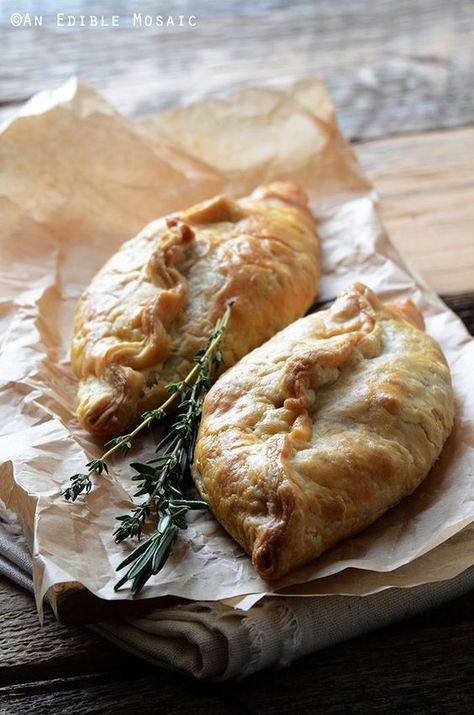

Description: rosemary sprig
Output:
[62,305,231,501]
[114,308,230,594]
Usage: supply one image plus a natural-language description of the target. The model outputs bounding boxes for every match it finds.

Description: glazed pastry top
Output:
[71,182,319,437]
[193,283,455,580]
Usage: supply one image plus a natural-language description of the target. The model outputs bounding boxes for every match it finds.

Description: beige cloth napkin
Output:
[1,507,472,680]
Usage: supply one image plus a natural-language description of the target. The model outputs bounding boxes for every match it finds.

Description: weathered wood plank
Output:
[0,676,245,715]
[1,571,473,713]
[356,127,474,293]
[1,0,473,141]
[442,292,474,334]
[0,577,138,684]
[47,580,175,626]
[245,611,474,715]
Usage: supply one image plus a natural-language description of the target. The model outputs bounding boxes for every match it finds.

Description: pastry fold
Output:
[72,182,319,437]
[192,283,455,580]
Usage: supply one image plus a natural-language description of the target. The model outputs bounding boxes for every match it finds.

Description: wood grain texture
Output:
[46,581,175,626]
[1,0,474,141]
[1,574,473,714]
[441,292,474,333]
[1,2,473,293]
[0,578,130,684]
[356,127,474,293]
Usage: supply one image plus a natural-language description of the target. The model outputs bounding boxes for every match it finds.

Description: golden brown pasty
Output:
[72,182,319,437]
[192,283,455,580]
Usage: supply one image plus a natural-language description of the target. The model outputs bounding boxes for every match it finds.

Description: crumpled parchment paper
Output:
[0,77,473,613]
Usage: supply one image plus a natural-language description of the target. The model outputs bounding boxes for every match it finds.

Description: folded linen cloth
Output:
[1,511,473,680]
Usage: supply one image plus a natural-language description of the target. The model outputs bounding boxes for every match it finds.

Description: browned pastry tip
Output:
[250,181,312,215]
[385,299,425,331]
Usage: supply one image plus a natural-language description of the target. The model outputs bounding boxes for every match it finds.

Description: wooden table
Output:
[1,1,473,712]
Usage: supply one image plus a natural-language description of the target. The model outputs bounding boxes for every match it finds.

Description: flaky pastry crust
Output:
[72,182,319,437]
[192,283,455,580]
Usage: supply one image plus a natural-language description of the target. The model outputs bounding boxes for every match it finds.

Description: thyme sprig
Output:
[62,459,109,502]
[114,308,230,594]
[62,305,230,502]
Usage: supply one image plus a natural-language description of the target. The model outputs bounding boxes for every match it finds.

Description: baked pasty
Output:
[192,283,455,580]
[72,182,319,437]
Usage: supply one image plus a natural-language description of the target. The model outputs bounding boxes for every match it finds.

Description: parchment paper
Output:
[0,77,473,612]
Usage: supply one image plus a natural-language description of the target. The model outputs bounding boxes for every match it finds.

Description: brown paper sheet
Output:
[0,78,473,611]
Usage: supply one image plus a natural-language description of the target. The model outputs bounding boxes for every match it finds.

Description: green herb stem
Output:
[62,304,231,501]
[113,307,231,594]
